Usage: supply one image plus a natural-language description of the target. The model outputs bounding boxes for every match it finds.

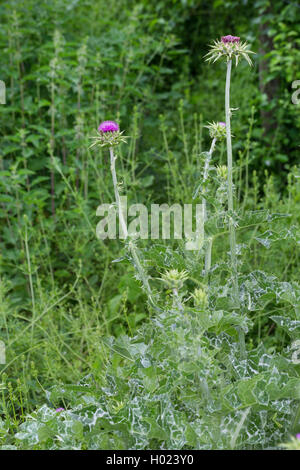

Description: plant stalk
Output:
[109,147,156,308]
[203,137,216,276]
[225,60,238,299]
[225,59,245,358]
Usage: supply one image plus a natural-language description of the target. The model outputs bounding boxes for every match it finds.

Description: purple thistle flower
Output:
[98,120,119,133]
[55,407,64,413]
[219,122,226,127]
[296,433,300,440]
[221,35,240,44]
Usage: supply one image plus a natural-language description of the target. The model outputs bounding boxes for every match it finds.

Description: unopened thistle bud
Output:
[216,165,228,180]
[160,269,188,290]
[205,35,254,67]
[192,288,208,308]
[206,121,227,140]
[90,120,128,149]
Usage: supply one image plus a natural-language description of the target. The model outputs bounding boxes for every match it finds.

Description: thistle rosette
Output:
[90,120,128,148]
[205,35,254,66]
[206,121,227,140]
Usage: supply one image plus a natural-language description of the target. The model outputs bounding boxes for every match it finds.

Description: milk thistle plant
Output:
[91,121,156,308]
[205,35,254,355]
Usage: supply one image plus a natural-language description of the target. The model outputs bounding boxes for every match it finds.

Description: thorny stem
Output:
[202,137,216,276]
[225,59,245,358]
[109,147,157,309]
[203,138,216,183]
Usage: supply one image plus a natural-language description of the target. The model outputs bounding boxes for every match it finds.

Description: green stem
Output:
[203,137,216,276]
[205,237,213,275]
[109,147,157,309]
[292,401,300,432]
[225,60,238,300]
[225,60,245,358]
[109,148,128,238]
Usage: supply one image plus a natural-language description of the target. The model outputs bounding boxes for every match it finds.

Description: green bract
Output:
[160,269,188,290]
[89,130,128,149]
[206,121,227,140]
[205,39,255,66]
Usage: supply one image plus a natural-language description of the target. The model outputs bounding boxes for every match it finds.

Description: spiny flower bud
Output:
[192,288,208,308]
[216,165,228,180]
[206,121,227,140]
[160,269,188,290]
[205,36,254,67]
[90,120,128,149]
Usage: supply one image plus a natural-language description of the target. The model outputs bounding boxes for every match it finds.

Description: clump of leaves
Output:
[11,280,300,450]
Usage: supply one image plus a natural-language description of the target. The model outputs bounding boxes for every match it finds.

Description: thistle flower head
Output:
[98,120,119,133]
[55,408,64,413]
[160,269,188,290]
[206,121,227,140]
[205,36,254,67]
[89,120,128,149]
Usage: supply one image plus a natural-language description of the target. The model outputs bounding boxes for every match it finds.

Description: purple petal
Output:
[98,120,119,133]
[221,35,240,44]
